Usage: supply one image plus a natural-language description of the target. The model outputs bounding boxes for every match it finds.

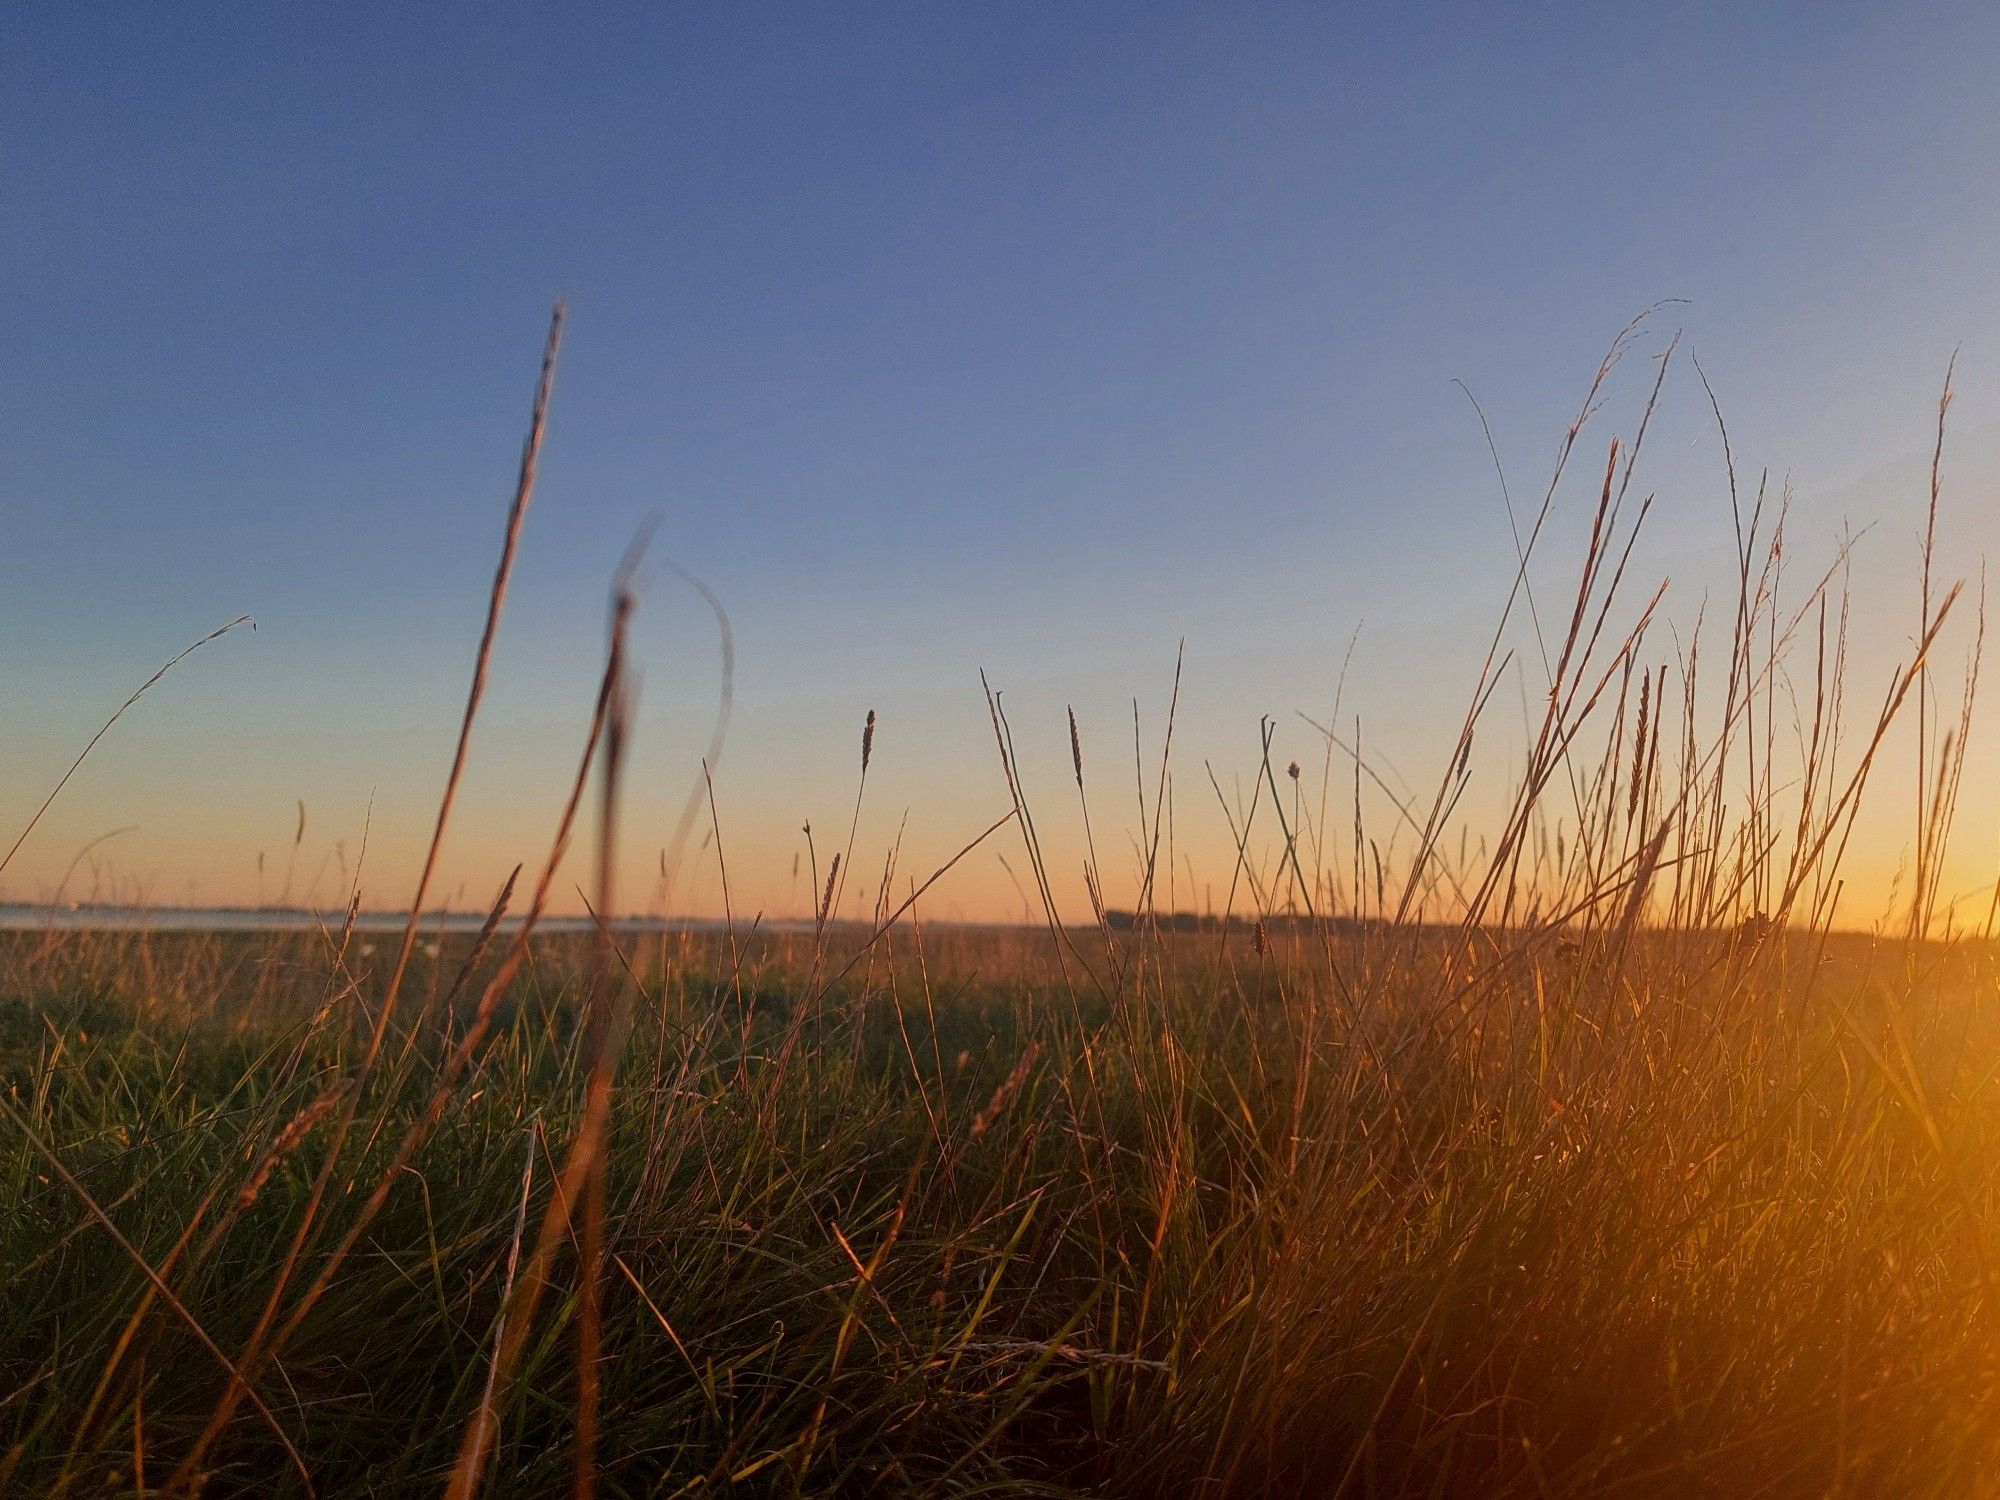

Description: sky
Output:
[6,2,2000,926]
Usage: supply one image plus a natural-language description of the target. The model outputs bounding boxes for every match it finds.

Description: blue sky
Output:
[6,3,2000,920]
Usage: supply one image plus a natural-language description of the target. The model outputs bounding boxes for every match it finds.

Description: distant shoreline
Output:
[0,904,773,935]
[1,905,1877,940]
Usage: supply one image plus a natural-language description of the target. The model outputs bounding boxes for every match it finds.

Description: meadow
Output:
[8,312,2000,1497]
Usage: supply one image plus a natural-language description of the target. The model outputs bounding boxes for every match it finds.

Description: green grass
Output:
[7,924,2000,1497]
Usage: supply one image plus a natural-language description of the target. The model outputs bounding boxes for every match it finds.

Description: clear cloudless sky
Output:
[7,2,2000,924]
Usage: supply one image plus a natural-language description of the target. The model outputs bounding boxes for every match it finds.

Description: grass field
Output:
[9,920,2000,1498]
[8,314,2000,1496]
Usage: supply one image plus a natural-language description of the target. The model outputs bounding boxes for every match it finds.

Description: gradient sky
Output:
[8,2,2000,925]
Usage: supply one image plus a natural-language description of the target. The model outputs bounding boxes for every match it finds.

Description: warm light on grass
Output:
[4,311,1998,1497]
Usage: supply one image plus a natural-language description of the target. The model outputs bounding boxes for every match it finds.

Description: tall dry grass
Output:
[6,310,2000,1497]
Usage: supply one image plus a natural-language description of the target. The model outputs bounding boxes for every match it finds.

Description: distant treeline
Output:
[1098,911,1791,939]
[1100,910,1374,934]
